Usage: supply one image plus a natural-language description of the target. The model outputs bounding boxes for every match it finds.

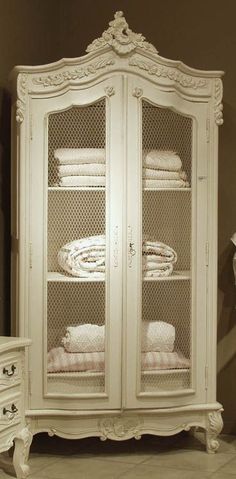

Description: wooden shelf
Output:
[143,187,191,192]
[48,186,105,192]
[47,272,105,283]
[143,270,191,281]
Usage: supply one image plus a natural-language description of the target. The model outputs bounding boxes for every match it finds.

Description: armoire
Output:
[10,11,224,457]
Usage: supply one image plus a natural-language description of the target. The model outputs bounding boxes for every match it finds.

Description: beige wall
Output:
[0,0,236,433]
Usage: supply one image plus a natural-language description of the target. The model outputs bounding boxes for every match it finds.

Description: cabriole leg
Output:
[205,410,223,454]
[13,427,33,478]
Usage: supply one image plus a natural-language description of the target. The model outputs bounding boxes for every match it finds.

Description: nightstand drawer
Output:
[0,392,21,432]
[0,352,22,391]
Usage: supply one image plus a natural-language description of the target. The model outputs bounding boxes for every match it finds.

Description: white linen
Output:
[62,324,105,353]
[59,176,105,187]
[144,150,182,171]
[54,148,106,164]
[143,179,189,189]
[47,347,190,373]
[58,235,105,278]
[142,241,177,264]
[143,168,187,180]
[58,163,106,177]
[141,321,175,352]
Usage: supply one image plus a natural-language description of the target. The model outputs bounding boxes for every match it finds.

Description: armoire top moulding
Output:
[10,11,224,125]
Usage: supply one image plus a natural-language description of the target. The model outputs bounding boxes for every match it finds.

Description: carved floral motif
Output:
[99,416,142,441]
[86,11,158,56]
[16,74,28,124]
[214,79,224,126]
[206,409,223,453]
[105,86,115,96]
[133,87,143,98]
[129,57,207,90]
[33,57,115,88]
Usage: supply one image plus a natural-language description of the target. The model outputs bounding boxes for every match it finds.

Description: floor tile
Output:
[31,457,135,479]
[143,448,236,473]
[209,473,236,479]
[117,464,211,479]
[213,455,236,475]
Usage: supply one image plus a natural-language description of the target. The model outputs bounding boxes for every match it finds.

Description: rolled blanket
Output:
[62,324,105,353]
[144,264,173,277]
[54,148,106,164]
[141,321,175,352]
[59,176,105,187]
[144,150,182,171]
[142,241,177,264]
[58,235,105,278]
[143,179,189,188]
[143,168,187,180]
[58,164,106,177]
[47,347,190,373]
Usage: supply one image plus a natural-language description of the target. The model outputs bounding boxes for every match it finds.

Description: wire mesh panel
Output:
[46,102,107,396]
[141,100,192,394]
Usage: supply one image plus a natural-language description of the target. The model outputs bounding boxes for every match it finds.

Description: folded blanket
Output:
[143,168,187,180]
[47,347,190,373]
[142,241,177,264]
[144,150,182,171]
[59,176,105,187]
[143,265,173,277]
[141,321,175,352]
[58,164,106,177]
[58,235,105,278]
[62,324,105,353]
[55,148,106,165]
[143,179,189,188]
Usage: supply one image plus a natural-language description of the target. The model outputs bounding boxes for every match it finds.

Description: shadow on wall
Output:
[218,241,236,433]
[0,88,11,335]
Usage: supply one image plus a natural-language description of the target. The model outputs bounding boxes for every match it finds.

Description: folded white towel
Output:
[142,321,175,352]
[58,235,105,278]
[144,150,182,171]
[144,264,173,277]
[143,178,189,189]
[58,164,106,177]
[62,324,105,353]
[59,176,105,187]
[143,168,187,180]
[55,148,106,165]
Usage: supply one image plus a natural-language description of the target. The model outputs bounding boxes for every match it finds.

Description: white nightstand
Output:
[0,337,31,478]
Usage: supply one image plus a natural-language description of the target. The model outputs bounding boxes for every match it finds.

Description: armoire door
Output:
[124,77,209,409]
[28,76,124,410]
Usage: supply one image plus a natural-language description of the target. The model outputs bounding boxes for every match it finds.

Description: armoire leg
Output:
[13,427,33,478]
[205,410,223,454]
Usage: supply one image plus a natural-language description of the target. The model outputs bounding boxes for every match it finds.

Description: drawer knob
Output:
[3,403,18,417]
[3,364,16,377]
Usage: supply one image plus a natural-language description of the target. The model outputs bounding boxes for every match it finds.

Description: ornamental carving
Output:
[129,57,207,90]
[99,416,142,441]
[86,11,158,56]
[206,409,223,453]
[105,86,115,96]
[133,87,143,98]
[33,57,115,88]
[214,79,224,126]
[16,74,28,124]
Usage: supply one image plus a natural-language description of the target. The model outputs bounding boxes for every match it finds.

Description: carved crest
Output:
[99,416,142,440]
[86,11,158,56]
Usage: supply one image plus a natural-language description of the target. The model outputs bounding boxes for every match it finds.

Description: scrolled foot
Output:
[13,427,33,478]
[205,410,223,454]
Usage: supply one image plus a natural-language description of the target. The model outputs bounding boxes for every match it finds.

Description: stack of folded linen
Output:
[58,235,177,278]
[143,150,189,188]
[54,148,106,187]
[141,321,175,352]
[142,239,177,277]
[47,321,190,373]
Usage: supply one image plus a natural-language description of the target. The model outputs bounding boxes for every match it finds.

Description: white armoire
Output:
[10,11,224,457]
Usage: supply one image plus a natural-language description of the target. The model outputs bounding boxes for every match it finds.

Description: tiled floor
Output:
[1,432,236,478]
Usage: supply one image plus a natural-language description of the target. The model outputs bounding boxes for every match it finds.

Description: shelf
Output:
[141,368,190,376]
[143,187,191,192]
[143,270,191,281]
[47,272,105,283]
[48,186,105,192]
[48,371,104,379]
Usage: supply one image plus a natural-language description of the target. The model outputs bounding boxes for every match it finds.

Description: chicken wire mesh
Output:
[142,100,192,185]
[141,101,192,393]
[48,101,106,186]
